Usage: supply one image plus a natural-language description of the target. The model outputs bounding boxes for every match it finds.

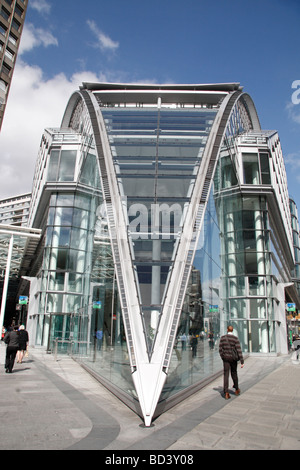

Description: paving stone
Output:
[0,344,298,451]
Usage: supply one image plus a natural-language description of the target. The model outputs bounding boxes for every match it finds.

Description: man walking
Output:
[219,325,244,399]
[4,326,20,373]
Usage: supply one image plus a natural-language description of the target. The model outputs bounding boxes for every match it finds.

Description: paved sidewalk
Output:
[0,342,299,450]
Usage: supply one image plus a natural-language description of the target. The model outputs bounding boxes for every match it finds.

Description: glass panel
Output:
[221,155,237,189]
[229,276,245,296]
[48,314,71,352]
[47,293,63,313]
[48,272,65,291]
[102,106,217,353]
[66,295,81,313]
[68,273,82,293]
[8,34,17,46]
[54,207,73,226]
[58,150,77,181]
[47,150,59,181]
[259,153,271,184]
[70,228,88,250]
[73,208,89,228]
[248,276,265,295]
[250,320,269,352]
[230,298,247,318]
[79,153,99,187]
[243,153,259,184]
[74,193,91,210]
[51,227,71,247]
[245,251,258,274]
[161,187,223,399]
[56,193,74,207]
[49,248,68,270]
[250,298,266,318]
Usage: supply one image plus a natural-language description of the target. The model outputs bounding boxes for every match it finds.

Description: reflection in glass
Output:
[161,187,224,400]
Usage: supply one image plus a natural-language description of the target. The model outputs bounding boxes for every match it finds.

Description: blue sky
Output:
[1,0,300,210]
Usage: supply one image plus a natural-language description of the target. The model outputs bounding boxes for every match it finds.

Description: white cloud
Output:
[29,0,51,15]
[286,101,300,125]
[87,20,119,52]
[285,151,300,174]
[19,23,58,55]
[0,61,107,199]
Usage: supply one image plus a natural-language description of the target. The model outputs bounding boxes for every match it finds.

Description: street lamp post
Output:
[0,235,14,334]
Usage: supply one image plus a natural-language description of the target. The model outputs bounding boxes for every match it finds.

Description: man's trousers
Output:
[5,346,18,372]
[223,360,238,393]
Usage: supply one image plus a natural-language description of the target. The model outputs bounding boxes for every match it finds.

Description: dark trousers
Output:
[223,360,238,393]
[5,346,18,372]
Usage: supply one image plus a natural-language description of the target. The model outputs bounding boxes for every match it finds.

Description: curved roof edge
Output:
[80,82,243,92]
[61,91,82,128]
[241,92,261,131]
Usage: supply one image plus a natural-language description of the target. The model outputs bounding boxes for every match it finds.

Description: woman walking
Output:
[16,325,29,364]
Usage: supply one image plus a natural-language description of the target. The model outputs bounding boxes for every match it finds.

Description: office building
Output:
[11,82,300,425]
[0,0,28,129]
[0,192,31,226]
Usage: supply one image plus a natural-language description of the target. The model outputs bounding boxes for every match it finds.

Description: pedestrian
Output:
[1,326,6,341]
[208,332,214,350]
[181,333,187,350]
[4,326,20,373]
[191,334,198,358]
[219,325,244,399]
[292,336,300,361]
[95,328,103,350]
[16,325,29,364]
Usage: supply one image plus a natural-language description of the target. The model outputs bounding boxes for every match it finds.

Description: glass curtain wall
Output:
[160,187,224,401]
[40,93,278,412]
[37,191,97,349]
[216,192,274,353]
[101,106,218,355]
[50,100,135,396]
[157,97,274,405]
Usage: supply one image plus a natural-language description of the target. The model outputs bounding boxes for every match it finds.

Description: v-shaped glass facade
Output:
[25,83,300,426]
[101,107,217,354]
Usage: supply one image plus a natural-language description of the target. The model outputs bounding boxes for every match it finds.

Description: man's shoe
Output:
[235,388,241,396]
[225,392,231,399]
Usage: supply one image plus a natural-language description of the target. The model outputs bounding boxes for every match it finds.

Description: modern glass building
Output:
[22,82,300,426]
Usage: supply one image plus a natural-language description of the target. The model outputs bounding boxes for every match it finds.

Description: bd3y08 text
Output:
[105,454,194,467]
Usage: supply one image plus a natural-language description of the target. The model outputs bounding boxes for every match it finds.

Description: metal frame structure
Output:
[60,83,262,425]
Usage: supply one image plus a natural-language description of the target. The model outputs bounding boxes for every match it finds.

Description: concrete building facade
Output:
[0,0,28,129]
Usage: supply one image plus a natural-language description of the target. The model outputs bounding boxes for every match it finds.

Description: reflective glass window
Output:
[259,153,271,184]
[250,298,266,318]
[58,150,77,182]
[243,153,259,184]
[47,150,59,181]
[68,273,82,293]
[248,276,265,296]
[102,106,217,351]
[51,227,71,247]
[49,272,65,291]
[230,298,247,318]
[56,194,74,206]
[47,293,63,313]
